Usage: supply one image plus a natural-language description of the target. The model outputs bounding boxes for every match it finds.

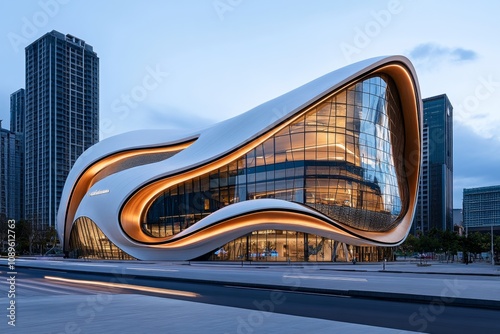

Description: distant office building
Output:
[0,122,23,220]
[463,185,500,233]
[10,88,25,133]
[24,30,99,228]
[412,94,453,233]
[453,208,463,236]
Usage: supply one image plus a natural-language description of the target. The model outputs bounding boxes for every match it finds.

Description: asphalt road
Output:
[2,267,499,334]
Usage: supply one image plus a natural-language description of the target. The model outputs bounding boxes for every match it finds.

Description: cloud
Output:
[144,106,216,131]
[408,43,478,68]
[100,104,217,139]
[453,122,500,207]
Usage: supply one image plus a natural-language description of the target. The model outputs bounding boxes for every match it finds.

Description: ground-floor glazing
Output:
[208,229,394,262]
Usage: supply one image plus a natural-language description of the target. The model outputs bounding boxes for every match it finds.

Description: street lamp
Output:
[491,225,495,266]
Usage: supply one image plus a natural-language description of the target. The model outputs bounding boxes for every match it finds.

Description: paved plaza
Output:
[1,258,499,333]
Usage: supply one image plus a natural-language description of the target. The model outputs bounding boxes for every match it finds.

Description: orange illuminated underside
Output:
[63,140,196,248]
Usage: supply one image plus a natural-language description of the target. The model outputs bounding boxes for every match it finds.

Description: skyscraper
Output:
[10,88,25,133]
[7,89,26,220]
[25,30,99,228]
[412,94,453,233]
[0,122,23,221]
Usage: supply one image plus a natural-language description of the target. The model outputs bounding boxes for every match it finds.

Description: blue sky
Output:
[1,0,500,208]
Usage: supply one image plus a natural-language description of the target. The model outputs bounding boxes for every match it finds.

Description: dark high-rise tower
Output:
[7,89,26,220]
[10,88,25,133]
[0,122,23,221]
[25,31,99,228]
[413,94,453,233]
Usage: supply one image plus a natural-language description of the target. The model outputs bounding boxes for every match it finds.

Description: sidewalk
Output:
[0,257,431,333]
[319,260,500,276]
[3,258,500,309]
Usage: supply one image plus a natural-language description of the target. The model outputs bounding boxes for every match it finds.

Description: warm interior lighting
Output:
[286,143,356,157]
[133,209,364,249]
[120,62,420,246]
[44,276,199,298]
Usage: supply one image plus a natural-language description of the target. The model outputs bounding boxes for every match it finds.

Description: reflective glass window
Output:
[143,75,408,236]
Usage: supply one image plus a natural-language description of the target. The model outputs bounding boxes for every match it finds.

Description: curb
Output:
[320,268,500,277]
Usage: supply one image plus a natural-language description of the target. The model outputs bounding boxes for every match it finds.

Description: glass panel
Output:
[275,135,291,153]
[263,140,275,165]
[144,74,408,238]
[255,144,265,166]
[69,217,135,260]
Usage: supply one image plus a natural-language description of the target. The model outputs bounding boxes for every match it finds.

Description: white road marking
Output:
[68,263,118,267]
[283,274,367,282]
[125,267,178,272]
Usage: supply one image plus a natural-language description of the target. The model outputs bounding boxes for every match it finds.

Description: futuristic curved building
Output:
[57,55,422,261]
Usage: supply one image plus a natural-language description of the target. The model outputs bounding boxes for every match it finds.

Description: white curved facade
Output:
[57,55,422,261]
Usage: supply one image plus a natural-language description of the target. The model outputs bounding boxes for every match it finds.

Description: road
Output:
[1,266,499,333]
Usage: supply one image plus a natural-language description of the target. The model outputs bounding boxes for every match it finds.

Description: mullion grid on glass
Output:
[140,74,408,256]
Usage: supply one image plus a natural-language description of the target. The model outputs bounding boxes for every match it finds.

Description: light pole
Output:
[491,225,495,266]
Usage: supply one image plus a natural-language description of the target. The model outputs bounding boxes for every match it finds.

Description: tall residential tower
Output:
[10,88,25,133]
[0,88,26,220]
[413,94,453,233]
[25,30,99,228]
[0,122,23,221]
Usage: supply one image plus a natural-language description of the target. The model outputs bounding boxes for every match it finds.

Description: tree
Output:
[9,221,60,255]
[460,232,490,264]
[15,220,33,255]
[417,233,439,255]
[468,232,489,256]
[494,236,500,263]
[440,230,459,263]
[401,230,493,265]
[397,233,418,258]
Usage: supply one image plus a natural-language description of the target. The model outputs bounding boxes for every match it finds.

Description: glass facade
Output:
[0,128,24,221]
[69,217,136,260]
[6,89,25,221]
[412,94,453,233]
[209,229,391,262]
[143,75,409,246]
[10,89,25,133]
[25,31,99,228]
[463,186,500,230]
